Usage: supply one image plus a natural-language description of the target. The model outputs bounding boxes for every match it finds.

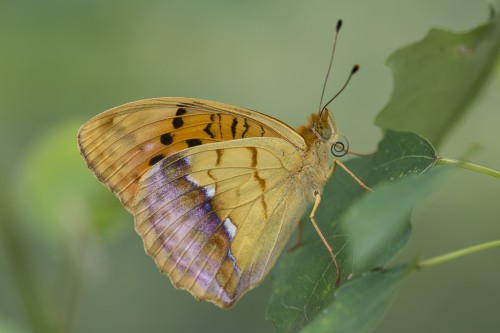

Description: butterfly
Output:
[78,94,371,308]
[77,21,370,308]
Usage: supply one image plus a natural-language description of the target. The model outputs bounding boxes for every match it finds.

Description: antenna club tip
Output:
[352,64,360,73]
[336,20,343,31]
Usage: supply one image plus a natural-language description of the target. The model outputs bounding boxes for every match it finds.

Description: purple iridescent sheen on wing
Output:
[134,155,241,304]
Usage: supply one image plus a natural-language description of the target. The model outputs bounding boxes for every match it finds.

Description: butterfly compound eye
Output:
[315,112,333,140]
[317,122,332,140]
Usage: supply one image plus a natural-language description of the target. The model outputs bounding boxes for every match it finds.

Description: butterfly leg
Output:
[308,160,371,287]
[309,192,341,287]
[287,220,303,253]
[329,159,373,192]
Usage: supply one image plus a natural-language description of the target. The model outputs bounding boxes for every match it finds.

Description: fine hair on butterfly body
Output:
[77,20,369,308]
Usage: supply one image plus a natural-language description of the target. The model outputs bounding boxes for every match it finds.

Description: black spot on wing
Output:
[186,139,202,147]
[161,133,174,145]
[242,119,249,138]
[172,117,184,129]
[149,154,165,166]
[231,118,238,139]
[204,123,215,138]
[217,113,222,137]
[171,107,187,129]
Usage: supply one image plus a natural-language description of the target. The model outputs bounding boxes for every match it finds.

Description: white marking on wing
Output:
[223,217,237,241]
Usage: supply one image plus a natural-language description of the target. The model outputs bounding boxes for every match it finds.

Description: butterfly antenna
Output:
[320,64,359,115]
[318,19,343,117]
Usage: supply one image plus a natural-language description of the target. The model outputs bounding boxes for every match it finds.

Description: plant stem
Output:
[436,157,500,179]
[417,240,500,268]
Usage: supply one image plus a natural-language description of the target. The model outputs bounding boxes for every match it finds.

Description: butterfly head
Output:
[297,108,338,149]
[314,109,338,142]
[316,110,351,158]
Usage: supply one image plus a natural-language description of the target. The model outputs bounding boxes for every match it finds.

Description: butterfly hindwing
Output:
[78,98,305,212]
[133,137,308,308]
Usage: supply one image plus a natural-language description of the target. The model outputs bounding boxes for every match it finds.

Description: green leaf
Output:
[369,130,436,185]
[312,131,436,244]
[301,264,414,333]
[343,168,446,273]
[15,120,127,244]
[266,131,437,332]
[375,9,500,147]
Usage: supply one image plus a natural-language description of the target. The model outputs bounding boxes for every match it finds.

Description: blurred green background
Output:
[1,0,499,332]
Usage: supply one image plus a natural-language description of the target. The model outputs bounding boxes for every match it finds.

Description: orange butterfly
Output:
[78,21,370,308]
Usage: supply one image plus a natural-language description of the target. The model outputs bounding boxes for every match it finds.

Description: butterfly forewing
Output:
[78,98,303,212]
[133,137,307,307]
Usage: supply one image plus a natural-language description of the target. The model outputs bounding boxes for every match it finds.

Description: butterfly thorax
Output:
[296,109,339,198]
